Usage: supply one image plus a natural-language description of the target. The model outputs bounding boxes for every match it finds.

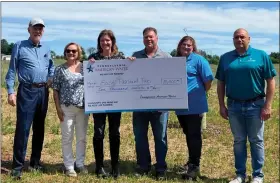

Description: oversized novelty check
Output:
[83,57,188,113]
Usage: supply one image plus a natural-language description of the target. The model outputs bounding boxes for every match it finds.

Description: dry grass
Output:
[1,64,279,183]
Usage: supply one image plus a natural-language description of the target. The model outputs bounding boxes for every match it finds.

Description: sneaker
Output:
[229,176,245,183]
[110,165,120,179]
[182,163,200,180]
[66,169,77,177]
[251,177,263,183]
[10,170,22,180]
[75,166,88,174]
[95,167,109,178]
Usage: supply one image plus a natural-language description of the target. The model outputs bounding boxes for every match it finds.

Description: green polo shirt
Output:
[215,46,277,100]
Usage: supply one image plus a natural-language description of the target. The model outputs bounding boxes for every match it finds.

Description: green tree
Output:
[1,39,9,55]
[8,42,15,55]
[50,50,56,59]
[87,47,96,56]
[271,57,280,64]
[198,50,207,58]
[170,49,177,57]
[270,52,280,59]
[81,46,87,60]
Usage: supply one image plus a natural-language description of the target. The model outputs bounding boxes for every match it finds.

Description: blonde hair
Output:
[63,42,82,61]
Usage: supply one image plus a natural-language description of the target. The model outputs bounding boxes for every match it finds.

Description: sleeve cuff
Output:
[7,88,15,95]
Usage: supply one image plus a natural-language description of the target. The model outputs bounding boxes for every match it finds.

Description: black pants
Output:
[177,114,202,167]
[12,84,49,172]
[93,112,121,169]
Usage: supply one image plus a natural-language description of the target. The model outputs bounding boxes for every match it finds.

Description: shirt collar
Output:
[186,52,194,61]
[141,47,161,57]
[28,38,42,47]
[234,45,252,56]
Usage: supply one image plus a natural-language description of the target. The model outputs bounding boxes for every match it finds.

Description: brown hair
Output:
[176,36,198,56]
[63,42,82,61]
[97,29,118,55]
[143,27,157,35]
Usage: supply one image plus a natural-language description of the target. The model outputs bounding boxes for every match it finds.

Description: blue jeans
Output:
[12,84,49,172]
[132,111,168,172]
[227,98,265,179]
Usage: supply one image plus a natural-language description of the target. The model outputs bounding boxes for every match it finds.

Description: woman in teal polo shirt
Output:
[175,36,214,180]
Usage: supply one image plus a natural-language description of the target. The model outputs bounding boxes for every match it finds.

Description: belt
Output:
[228,95,265,103]
[22,82,47,88]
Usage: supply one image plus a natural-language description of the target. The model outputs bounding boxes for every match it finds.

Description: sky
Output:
[1,2,279,57]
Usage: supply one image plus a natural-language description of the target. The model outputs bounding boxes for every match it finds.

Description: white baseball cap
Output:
[29,17,45,27]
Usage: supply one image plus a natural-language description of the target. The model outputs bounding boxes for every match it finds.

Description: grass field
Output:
[1,61,279,183]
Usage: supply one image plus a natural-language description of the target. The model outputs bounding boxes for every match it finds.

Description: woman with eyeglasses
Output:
[52,42,89,177]
[88,29,126,179]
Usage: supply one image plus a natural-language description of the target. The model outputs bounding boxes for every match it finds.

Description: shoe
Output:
[182,163,200,180]
[28,163,44,172]
[251,177,263,183]
[111,165,120,179]
[95,167,108,178]
[229,176,245,183]
[177,163,189,174]
[156,171,166,181]
[134,166,150,177]
[65,169,77,177]
[11,170,22,180]
[75,166,88,174]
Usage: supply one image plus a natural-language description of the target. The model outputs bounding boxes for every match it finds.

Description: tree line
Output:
[170,48,280,64]
[2,39,279,64]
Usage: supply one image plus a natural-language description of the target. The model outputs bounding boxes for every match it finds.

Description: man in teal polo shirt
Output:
[216,28,276,183]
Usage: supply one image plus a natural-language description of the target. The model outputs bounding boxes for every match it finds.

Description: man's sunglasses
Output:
[66,49,77,54]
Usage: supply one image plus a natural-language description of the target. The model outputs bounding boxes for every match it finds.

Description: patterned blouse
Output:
[52,62,84,108]
[88,52,126,60]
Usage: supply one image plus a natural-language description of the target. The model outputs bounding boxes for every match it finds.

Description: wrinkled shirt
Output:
[5,39,55,94]
[52,63,84,108]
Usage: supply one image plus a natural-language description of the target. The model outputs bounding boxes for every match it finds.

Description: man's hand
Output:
[261,106,271,121]
[8,93,16,106]
[219,106,228,120]
[47,78,53,88]
[57,107,64,122]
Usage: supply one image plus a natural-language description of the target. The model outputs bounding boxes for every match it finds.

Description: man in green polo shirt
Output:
[215,28,276,183]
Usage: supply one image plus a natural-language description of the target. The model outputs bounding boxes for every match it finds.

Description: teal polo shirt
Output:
[215,46,277,100]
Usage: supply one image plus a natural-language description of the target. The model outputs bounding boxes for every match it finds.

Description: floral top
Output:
[88,52,125,60]
[52,62,84,108]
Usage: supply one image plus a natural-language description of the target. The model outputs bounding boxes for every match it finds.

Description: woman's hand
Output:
[89,57,95,63]
[127,57,136,61]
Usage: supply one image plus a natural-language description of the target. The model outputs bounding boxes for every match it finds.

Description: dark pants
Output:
[12,84,49,172]
[93,112,121,169]
[177,114,202,167]
[133,111,168,172]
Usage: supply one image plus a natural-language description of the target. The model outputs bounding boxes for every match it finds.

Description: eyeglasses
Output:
[66,49,77,54]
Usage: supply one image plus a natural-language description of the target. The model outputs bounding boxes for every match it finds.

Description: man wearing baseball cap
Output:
[6,17,54,179]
